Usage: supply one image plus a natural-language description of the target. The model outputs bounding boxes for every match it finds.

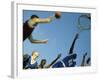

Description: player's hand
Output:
[75,33,79,39]
[57,54,61,58]
[41,39,48,44]
[83,52,87,58]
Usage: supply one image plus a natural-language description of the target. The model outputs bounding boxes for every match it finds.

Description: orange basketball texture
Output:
[55,12,61,19]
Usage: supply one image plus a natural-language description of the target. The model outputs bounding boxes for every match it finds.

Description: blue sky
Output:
[23,10,91,67]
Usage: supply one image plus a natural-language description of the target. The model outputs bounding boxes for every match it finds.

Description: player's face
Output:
[31,18,38,22]
[32,52,39,60]
[41,60,46,66]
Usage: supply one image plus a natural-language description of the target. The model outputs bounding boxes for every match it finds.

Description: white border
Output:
[11,2,97,79]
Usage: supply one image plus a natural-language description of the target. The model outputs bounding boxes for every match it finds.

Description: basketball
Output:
[55,11,61,19]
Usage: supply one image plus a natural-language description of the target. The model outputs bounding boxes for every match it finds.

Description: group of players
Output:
[23,12,90,69]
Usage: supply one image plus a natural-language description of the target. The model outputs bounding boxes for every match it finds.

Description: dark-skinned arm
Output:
[69,33,79,54]
[46,54,61,68]
[81,52,87,66]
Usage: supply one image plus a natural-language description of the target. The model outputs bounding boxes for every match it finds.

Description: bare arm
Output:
[35,16,55,23]
[46,54,61,68]
[69,33,79,54]
[81,52,87,66]
[28,34,48,44]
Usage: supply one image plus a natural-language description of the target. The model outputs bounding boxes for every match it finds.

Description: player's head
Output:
[30,15,39,26]
[30,15,39,19]
[40,59,46,68]
[31,51,39,60]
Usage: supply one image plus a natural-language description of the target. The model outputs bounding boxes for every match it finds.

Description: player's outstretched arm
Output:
[35,12,61,23]
[81,52,87,66]
[28,34,48,44]
[35,16,55,23]
[46,54,61,68]
[69,33,79,54]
